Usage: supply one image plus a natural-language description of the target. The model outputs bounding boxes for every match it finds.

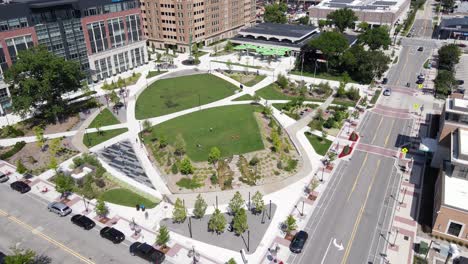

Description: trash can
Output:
[141,204,145,211]
[136,204,140,211]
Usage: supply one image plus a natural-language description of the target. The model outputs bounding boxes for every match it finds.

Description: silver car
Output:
[383,88,392,96]
[0,173,9,183]
[48,202,72,216]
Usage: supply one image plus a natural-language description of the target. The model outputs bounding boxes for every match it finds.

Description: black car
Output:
[100,227,125,243]
[417,46,424,51]
[10,181,31,193]
[457,80,465,85]
[289,230,308,253]
[382,78,388,85]
[71,214,96,230]
[129,242,165,263]
[416,79,424,84]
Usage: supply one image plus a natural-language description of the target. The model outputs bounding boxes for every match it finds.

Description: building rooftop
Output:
[444,172,468,211]
[446,98,468,114]
[239,23,317,39]
[440,16,468,28]
[459,129,468,159]
[312,0,407,12]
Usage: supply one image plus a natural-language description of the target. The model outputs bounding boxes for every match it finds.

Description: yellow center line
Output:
[384,119,396,148]
[0,209,95,264]
[347,153,369,202]
[371,117,384,144]
[341,160,382,264]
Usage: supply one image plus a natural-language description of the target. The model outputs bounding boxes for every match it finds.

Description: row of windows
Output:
[162,27,176,32]
[193,10,204,16]
[160,4,175,8]
[161,20,176,24]
[161,12,175,16]
[83,1,139,17]
[5,35,34,63]
[194,25,205,31]
[163,35,176,40]
[194,18,204,23]
[0,17,28,32]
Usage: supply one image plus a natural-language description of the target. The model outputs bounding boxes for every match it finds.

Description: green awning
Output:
[233,45,247,50]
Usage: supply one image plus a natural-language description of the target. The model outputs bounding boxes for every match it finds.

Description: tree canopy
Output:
[438,44,461,71]
[3,46,85,121]
[264,3,288,24]
[358,26,392,50]
[308,31,349,69]
[434,69,457,97]
[298,16,310,25]
[326,8,358,32]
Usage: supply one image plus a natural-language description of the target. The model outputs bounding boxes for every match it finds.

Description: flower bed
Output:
[349,131,359,142]
[338,145,353,158]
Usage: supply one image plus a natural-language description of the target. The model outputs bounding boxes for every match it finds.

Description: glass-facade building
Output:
[0,0,147,114]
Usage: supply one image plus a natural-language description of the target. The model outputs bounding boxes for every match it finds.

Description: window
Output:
[447,221,463,237]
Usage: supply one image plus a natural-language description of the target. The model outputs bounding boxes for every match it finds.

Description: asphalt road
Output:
[0,184,149,264]
[411,0,435,39]
[289,39,431,264]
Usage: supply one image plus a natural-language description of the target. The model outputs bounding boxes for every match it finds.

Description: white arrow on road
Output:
[321,238,344,264]
[333,238,344,251]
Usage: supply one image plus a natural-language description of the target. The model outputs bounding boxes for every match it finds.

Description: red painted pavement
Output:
[355,143,398,158]
[394,215,417,227]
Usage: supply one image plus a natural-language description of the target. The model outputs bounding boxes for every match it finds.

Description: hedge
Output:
[0,141,26,160]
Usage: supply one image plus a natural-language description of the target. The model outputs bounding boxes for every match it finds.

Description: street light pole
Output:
[320,167,325,182]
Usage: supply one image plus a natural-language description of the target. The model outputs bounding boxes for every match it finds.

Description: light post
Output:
[320,166,325,182]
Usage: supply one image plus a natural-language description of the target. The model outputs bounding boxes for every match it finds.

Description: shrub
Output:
[0,141,26,160]
[95,178,106,188]
[210,173,218,184]
[285,159,298,172]
[249,156,260,166]
[171,163,179,174]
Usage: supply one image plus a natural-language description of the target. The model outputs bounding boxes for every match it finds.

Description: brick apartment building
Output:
[140,0,256,52]
[431,96,468,244]
[0,0,148,115]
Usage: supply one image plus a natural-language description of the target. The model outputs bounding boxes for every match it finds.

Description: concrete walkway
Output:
[70,107,102,153]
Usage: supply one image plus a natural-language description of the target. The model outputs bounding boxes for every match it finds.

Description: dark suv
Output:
[289,230,309,253]
[71,214,96,230]
[10,181,31,193]
[100,227,125,243]
[129,242,165,263]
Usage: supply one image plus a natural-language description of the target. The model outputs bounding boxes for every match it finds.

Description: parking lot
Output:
[456,54,468,93]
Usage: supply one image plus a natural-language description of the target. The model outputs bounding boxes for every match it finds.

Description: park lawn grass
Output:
[305,132,332,156]
[145,105,264,162]
[100,188,159,208]
[256,84,295,100]
[88,108,120,128]
[135,74,238,119]
[146,70,168,79]
[176,177,204,189]
[233,94,254,101]
[83,128,128,148]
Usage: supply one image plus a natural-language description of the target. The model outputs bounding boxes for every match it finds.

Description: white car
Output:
[48,202,72,217]
[0,173,9,183]
[383,88,392,96]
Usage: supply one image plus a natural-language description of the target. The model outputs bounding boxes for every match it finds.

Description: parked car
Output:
[457,80,465,85]
[71,214,96,230]
[100,227,125,243]
[10,181,31,193]
[457,43,467,48]
[0,173,9,183]
[290,230,309,253]
[48,202,72,217]
[417,74,425,80]
[383,88,392,96]
[416,79,424,84]
[382,78,388,85]
[113,102,124,110]
[129,242,165,263]
[417,46,424,51]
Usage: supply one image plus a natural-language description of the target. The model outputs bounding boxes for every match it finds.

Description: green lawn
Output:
[146,70,168,79]
[135,74,238,119]
[290,70,357,83]
[88,109,120,128]
[305,132,332,156]
[100,188,159,208]
[83,128,128,148]
[256,84,295,100]
[233,94,254,101]
[144,105,264,161]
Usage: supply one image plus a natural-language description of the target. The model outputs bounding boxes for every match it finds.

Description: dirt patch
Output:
[20,115,81,136]
[6,137,79,175]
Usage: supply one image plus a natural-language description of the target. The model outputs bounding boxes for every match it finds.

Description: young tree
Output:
[48,137,62,156]
[208,147,221,165]
[253,94,261,104]
[179,157,194,175]
[110,90,120,105]
[357,21,370,31]
[321,130,329,142]
[48,156,58,172]
[172,198,187,223]
[4,247,36,264]
[276,74,289,89]
[3,46,85,121]
[33,126,45,149]
[264,2,288,23]
[156,52,162,62]
[232,208,248,235]
[228,191,245,215]
[224,41,233,52]
[251,191,265,214]
[156,225,170,247]
[208,208,227,234]
[318,19,328,29]
[142,120,152,133]
[358,26,391,50]
[271,130,282,153]
[193,194,208,219]
[174,134,186,156]
[298,16,310,25]
[285,215,297,234]
[16,159,27,174]
[227,258,237,264]
[95,199,109,217]
[326,8,358,32]
[116,77,125,89]
[55,173,74,195]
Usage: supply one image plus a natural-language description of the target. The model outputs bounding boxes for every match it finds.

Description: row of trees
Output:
[434,44,461,97]
[172,191,265,235]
